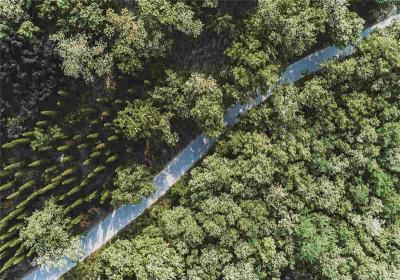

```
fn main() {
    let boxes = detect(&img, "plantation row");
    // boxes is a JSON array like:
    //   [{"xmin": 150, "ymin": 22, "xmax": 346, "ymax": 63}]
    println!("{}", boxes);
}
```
[
  {"xmin": 0, "ymin": 87, "xmax": 129, "ymax": 273},
  {"xmin": 1, "ymin": 0, "xmax": 397, "ymax": 278}
]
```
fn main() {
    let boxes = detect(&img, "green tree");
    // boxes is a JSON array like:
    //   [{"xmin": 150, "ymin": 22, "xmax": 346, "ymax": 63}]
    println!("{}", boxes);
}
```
[
  {"xmin": 184, "ymin": 73, "xmax": 225, "ymax": 138},
  {"xmin": 0, "ymin": 0, "xmax": 27, "ymax": 37},
  {"xmin": 105, "ymin": 8, "xmax": 148, "ymax": 75},
  {"xmin": 51, "ymin": 33, "xmax": 112, "ymax": 83},
  {"xmin": 112, "ymin": 165, "xmax": 155, "ymax": 206},
  {"xmin": 83, "ymin": 23, "xmax": 400, "ymax": 280},
  {"xmin": 36, "ymin": 0, "xmax": 108, "ymax": 35},
  {"xmin": 224, "ymin": 0, "xmax": 365, "ymax": 100},
  {"xmin": 137, "ymin": 0, "xmax": 203, "ymax": 37},
  {"xmin": 19, "ymin": 200, "xmax": 83, "ymax": 268},
  {"xmin": 113, "ymin": 100, "xmax": 177, "ymax": 145},
  {"xmin": 90, "ymin": 226, "xmax": 184, "ymax": 280},
  {"xmin": 322, "ymin": 0, "xmax": 365, "ymax": 47},
  {"xmin": 151, "ymin": 72, "xmax": 225, "ymax": 138}
]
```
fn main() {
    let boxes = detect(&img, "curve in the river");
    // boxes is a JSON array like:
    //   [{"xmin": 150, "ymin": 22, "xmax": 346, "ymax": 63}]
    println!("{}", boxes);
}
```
[{"xmin": 23, "ymin": 11, "xmax": 400, "ymax": 280}]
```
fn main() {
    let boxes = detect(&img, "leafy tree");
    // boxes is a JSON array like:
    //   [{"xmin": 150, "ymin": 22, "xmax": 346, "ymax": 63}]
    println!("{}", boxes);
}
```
[
  {"xmin": 111, "ymin": 165, "xmax": 155, "ymax": 206},
  {"xmin": 90, "ymin": 226, "xmax": 184, "ymax": 280},
  {"xmin": 30, "ymin": 125, "xmax": 65, "ymax": 151},
  {"xmin": 0, "ymin": 0, "xmax": 25, "ymax": 23},
  {"xmin": 17, "ymin": 20, "xmax": 40, "ymax": 39},
  {"xmin": 224, "ymin": 0, "xmax": 327, "ymax": 99},
  {"xmin": 36, "ymin": 0, "xmax": 108, "ymax": 36},
  {"xmin": 51, "ymin": 33, "xmax": 112, "ymax": 83},
  {"xmin": 0, "ymin": 0, "xmax": 28, "ymax": 38},
  {"xmin": 105, "ymin": 8, "xmax": 148, "ymax": 75},
  {"xmin": 151, "ymin": 72, "xmax": 225, "ymax": 138},
  {"xmin": 160, "ymin": 207, "xmax": 204, "ymax": 248},
  {"xmin": 19, "ymin": 200, "xmax": 83, "ymax": 269},
  {"xmin": 137, "ymin": 0, "xmax": 203, "ymax": 37},
  {"xmin": 185, "ymin": 73, "xmax": 225, "ymax": 138},
  {"xmin": 82, "ymin": 23, "xmax": 400, "ymax": 280},
  {"xmin": 31, "ymin": 0, "xmax": 205, "ymax": 82},
  {"xmin": 30, "ymin": 127, "xmax": 51, "ymax": 152},
  {"xmin": 297, "ymin": 215, "xmax": 337, "ymax": 263},
  {"xmin": 224, "ymin": 0, "xmax": 364, "ymax": 100},
  {"xmin": 207, "ymin": 13, "xmax": 233, "ymax": 34},
  {"xmin": 322, "ymin": 0, "xmax": 365, "ymax": 47},
  {"xmin": 113, "ymin": 100, "xmax": 178, "ymax": 146}
]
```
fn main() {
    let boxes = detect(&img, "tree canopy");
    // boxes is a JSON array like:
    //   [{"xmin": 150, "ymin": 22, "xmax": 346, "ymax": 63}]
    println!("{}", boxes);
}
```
[
  {"xmin": 77, "ymin": 22, "xmax": 400, "ymax": 280},
  {"xmin": 111, "ymin": 165, "xmax": 155, "ymax": 206},
  {"xmin": 20, "ymin": 200, "xmax": 83, "ymax": 269},
  {"xmin": 1, "ymin": 0, "xmax": 399, "ymax": 278}
]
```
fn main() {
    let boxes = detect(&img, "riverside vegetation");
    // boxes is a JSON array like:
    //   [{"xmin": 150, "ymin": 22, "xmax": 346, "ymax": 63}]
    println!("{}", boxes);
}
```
[{"xmin": 0, "ymin": 0, "xmax": 399, "ymax": 279}]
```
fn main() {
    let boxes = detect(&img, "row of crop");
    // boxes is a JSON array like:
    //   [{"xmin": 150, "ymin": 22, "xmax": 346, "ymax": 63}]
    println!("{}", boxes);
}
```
[{"xmin": 0, "ymin": 88, "xmax": 130, "ymax": 273}]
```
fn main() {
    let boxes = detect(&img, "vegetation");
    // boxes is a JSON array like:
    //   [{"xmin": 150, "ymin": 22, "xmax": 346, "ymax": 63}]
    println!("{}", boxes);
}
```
[
  {"xmin": 112, "ymin": 165, "xmax": 155, "ymax": 206},
  {"xmin": 67, "ymin": 22, "xmax": 400, "ymax": 280},
  {"xmin": 0, "ymin": 0, "xmax": 399, "ymax": 279},
  {"xmin": 150, "ymin": 71, "xmax": 225, "ymax": 138},
  {"xmin": 20, "ymin": 200, "xmax": 83, "ymax": 269}
]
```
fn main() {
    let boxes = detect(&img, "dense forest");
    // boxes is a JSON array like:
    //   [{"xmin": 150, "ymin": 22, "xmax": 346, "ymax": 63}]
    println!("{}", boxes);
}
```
[{"xmin": 0, "ymin": 0, "xmax": 399, "ymax": 279}]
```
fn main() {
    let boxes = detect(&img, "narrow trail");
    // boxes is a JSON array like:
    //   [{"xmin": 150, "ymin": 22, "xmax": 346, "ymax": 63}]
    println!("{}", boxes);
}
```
[{"xmin": 23, "ymin": 11, "xmax": 400, "ymax": 280}]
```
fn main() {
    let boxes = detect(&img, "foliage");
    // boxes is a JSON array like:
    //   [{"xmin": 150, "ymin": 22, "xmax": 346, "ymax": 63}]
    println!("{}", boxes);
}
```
[
  {"xmin": 30, "ymin": 126, "xmax": 65, "ymax": 151},
  {"xmin": 0, "ymin": 0, "xmax": 395, "ymax": 277},
  {"xmin": 0, "ymin": 0, "xmax": 28, "ymax": 38},
  {"xmin": 112, "ymin": 165, "xmax": 155, "ymax": 206},
  {"xmin": 19, "ymin": 200, "xmax": 83, "ymax": 269},
  {"xmin": 184, "ymin": 73, "xmax": 225, "ymax": 138},
  {"xmin": 323, "ymin": 0, "xmax": 365, "ymax": 47},
  {"xmin": 151, "ymin": 71, "xmax": 225, "ymax": 138},
  {"xmin": 36, "ymin": 0, "xmax": 109, "ymax": 36},
  {"xmin": 224, "ymin": 0, "xmax": 365, "ymax": 101},
  {"xmin": 51, "ymin": 33, "xmax": 112, "ymax": 83},
  {"xmin": 80, "ymin": 23, "xmax": 400, "ymax": 280},
  {"xmin": 137, "ymin": 0, "xmax": 203, "ymax": 37},
  {"xmin": 23, "ymin": 0, "xmax": 205, "ymax": 81},
  {"xmin": 224, "ymin": 0, "xmax": 326, "ymax": 99},
  {"xmin": 113, "ymin": 100, "xmax": 177, "ymax": 146},
  {"xmin": 90, "ymin": 226, "xmax": 184, "ymax": 280},
  {"xmin": 17, "ymin": 20, "xmax": 40, "ymax": 39},
  {"xmin": 0, "ymin": 0, "xmax": 26, "ymax": 22},
  {"xmin": 105, "ymin": 8, "xmax": 148, "ymax": 75}
]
